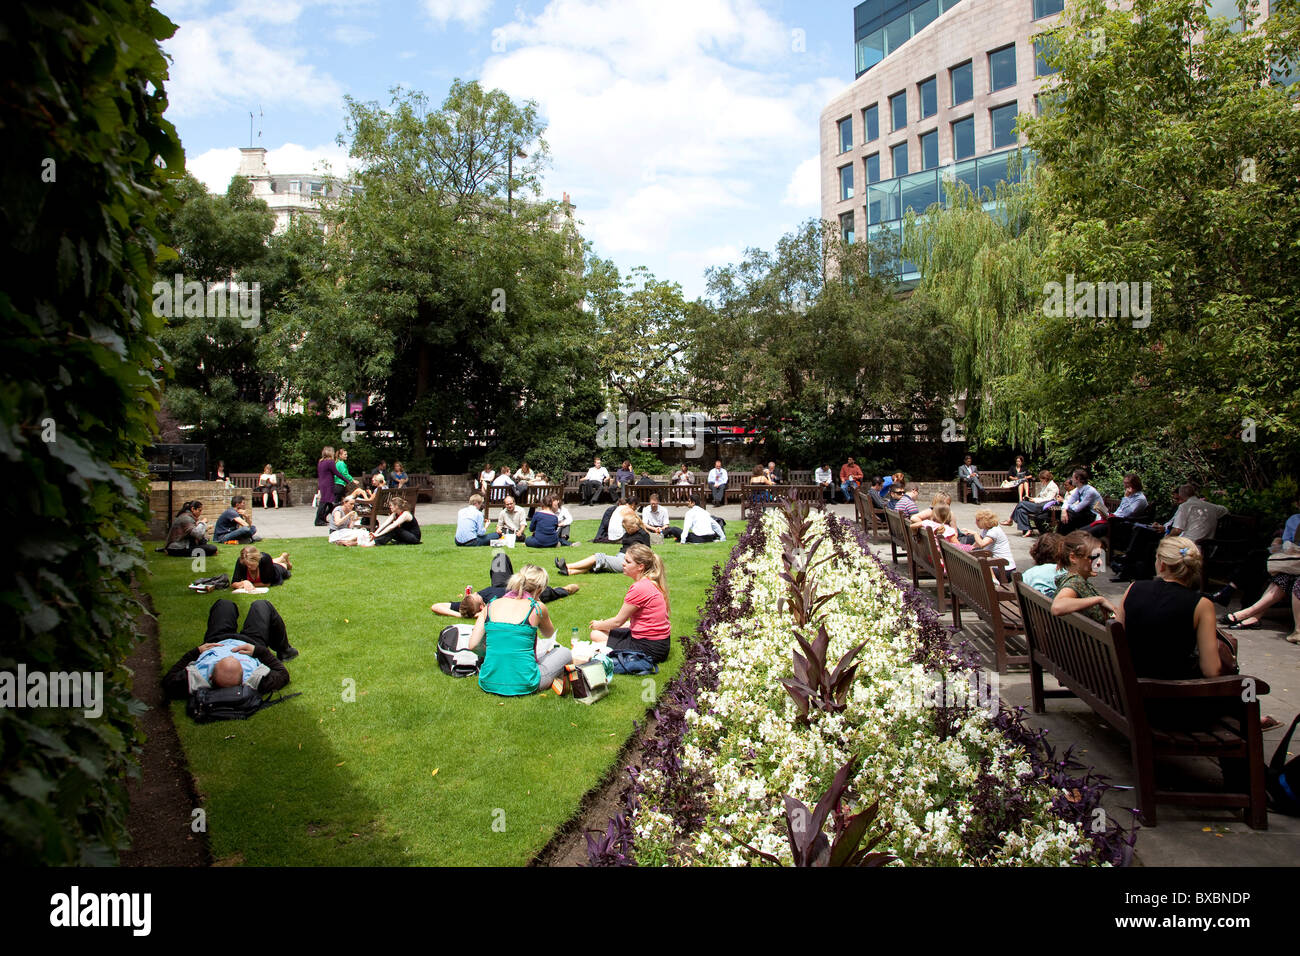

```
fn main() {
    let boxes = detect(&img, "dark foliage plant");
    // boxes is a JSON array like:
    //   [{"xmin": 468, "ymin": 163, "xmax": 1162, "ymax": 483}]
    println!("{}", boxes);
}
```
[
  {"xmin": 777, "ymin": 624, "xmax": 867, "ymax": 724},
  {"xmin": 0, "ymin": 0, "xmax": 183, "ymax": 863},
  {"xmin": 736, "ymin": 757, "xmax": 894, "ymax": 868}
]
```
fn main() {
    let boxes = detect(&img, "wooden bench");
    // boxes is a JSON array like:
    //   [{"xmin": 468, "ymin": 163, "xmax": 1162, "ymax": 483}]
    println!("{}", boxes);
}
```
[
  {"xmin": 362, "ymin": 487, "xmax": 417, "ymax": 533},
  {"xmin": 1015, "ymin": 582, "xmax": 1271, "ymax": 829},
  {"xmin": 856, "ymin": 491, "xmax": 889, "ymax": 541},
  {"xmin": 907, "ymin": 524, "xmax": 949, "ymax": 613},
  {"xmin": 787, "ymin": 469, "xmax": 813, "ymax": 485},
  {"xmin": 229, "ymin": 472, "xmax": 292, "ymax": 507},
  {"xmin": 956, "ymin": 469, "xmax": 1033, "ymax": 505},
  {"xmin": 939, "ymin": 539, "xmax": 1025, "ymax": 674},
  {"xmin": 739, "ymin": 485, "xmax": 826, "ymax": 519},
  {"xmin": 883, "ymin": 507, "xmax": 911, "ymax": 566},
  {"xmin": 400, "ymin": 473, "xmax": 436, "ymax": 503}
]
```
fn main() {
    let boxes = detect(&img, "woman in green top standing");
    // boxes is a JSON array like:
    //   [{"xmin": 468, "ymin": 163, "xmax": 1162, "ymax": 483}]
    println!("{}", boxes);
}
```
[
  {"xmin": 469, "ymin": 564, "xmax": 573, "ymax": 696},
  {"xmin": 334, "ymin": 447, "xmax": 355, "ymax": 500},
  {"xmin": 1051, "ymin": 531, "xmax": 1115, "ymax": 624}
]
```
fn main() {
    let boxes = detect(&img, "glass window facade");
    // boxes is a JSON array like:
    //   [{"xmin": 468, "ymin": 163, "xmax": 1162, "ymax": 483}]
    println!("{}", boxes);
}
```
[
  {"xmin": 952, "ymin": 116, "xmax": 975, "ymax": 160},
  {"xmin": 840, "ymin": 211, "xmax": 856, "ymax": 244},
  {"xmin": 1034, "ymin": 35, "xmax": 1059, "ymax": 76},
  {"xmin": 838, "ymin": 116, "xmax": 854, "ymax": 153},
  {"xmin": 863, "ymin": 104, "xmax": 880, "ymax": 142},
  {"xmin": 989, "ymin": 44, "xmax": 1017, "ymax": 92},
  {"xmin": 866, "ymin": 152, "xmax": 881, "ymax": 183},
  {"xmin": 891, "ymin": 91, "xmax": 907, "ymax": 131},
  {"xmin": 990, "ymin": 102, "xmax": 1019, "ymax": 149},
  {"xmin": 854, "ymin": 0, "xmax": 968, "ymax": 77},
  {"xmin": 839, "ymin": 163, "xmax": 855, "ymax": 201},
  {"xmin": 919, "ymin": 76, "xmax": 937, "ymax": 118},
  {"xmin": 892, "ymin": 141, "xmax": 909, "ymax": 177},
  {"xmin": 920, "ymin": 130, "xmax": 938, "ymax": 170},
  {"xmin": 1205, "ymin": 0, "xmax": 1246, "ymax": 30},
  {"xmin": 951, "ymin": 61, "xmax": 973, "ymax": 105},
  {"xmin": 1033, "ymin": 0, "xmax": 1063, "ymax": 18}
]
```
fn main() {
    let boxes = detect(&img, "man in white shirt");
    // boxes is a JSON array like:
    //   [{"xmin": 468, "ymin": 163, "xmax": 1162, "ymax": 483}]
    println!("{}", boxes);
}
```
[
  {"xmin": 1168, "ymin": 486, "xmax": 1228, "ymax": 542},
  {"xmin": 580, "ymin": 457, "xmax": 612, "ymax": 506},
  {"xmin": 550, "ymin": 495, "xmax": 576, "ymax": 546},
  {"xmin": 706, "ymin": 460, "xmax": 728, "ymax": 506},
  {"xmin": 680, "ymin": 494, "xmax": 726, "ymax": 543},
  {"xmin": 496, "ymin": 496, "xmax": 526, "ymax": 537},
  {"xmin": 814, "ymin": 464, "xmax": 834, "ymax": 502},
  {"xmin": 641, "ymin": 492, "xmax": 681, "ymax": 540}
]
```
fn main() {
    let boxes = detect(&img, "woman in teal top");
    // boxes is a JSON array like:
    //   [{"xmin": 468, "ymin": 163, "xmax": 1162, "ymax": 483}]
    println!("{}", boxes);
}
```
[{"xmin": 469, "ymin": 564, "xmax": 573, "ymax": 696}]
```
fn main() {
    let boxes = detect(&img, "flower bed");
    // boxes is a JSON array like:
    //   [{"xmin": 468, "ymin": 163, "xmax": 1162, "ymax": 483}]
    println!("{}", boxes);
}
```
[{"xmin": 595, "ymin": 505, "xmax": 1135, "ymax": 866}]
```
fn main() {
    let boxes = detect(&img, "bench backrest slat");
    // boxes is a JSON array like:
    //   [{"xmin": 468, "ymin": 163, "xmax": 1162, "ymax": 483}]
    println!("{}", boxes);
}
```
[{"xmin": 1015, "ymin": 582, "xmax": 1139, "ymax": 735}]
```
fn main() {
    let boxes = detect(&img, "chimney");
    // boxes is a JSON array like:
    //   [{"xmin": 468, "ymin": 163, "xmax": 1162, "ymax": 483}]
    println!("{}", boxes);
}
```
[{"xmin": 238, "ymin": 147, "xmax": 269, "ymax": 178}]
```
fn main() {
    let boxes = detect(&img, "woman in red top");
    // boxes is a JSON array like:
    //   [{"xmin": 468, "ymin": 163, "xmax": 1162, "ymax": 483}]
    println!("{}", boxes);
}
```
[
  {"xmin": 588, "ymin": 543, "xmax": 671, "ymax": 662},
  {"xmin": 231, "ymin": 545, "xmax": 292, "ymax": 591}
]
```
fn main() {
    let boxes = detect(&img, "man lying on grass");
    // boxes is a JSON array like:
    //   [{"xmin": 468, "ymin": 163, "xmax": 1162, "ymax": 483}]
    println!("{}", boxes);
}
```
[{"xmin": 162, "ymin": 599, "xmax": 297, "ymax": 700}]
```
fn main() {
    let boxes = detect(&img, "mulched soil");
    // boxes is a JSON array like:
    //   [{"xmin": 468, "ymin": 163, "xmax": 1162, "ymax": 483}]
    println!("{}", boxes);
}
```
[{"xmin": 120, "ymin": 591, "xmax": 210, "ymax": 867}]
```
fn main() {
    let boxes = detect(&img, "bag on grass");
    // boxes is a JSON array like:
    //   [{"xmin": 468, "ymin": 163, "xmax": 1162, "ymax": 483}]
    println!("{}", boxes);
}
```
[
  {"xmin": 188, "ymin": 573, "xmax": 230, "ymax": 592},
  {"xmin": 608, "ymin": 649, "xmax": 658, "ymax": 675},
  {"xmin": 569, "ymin": 660, "xmax": 609, "ymax": 705},
  {"xmin": 1267, "ymin": 713, "xmax": 1300, "ymax": 816},
  {"xmin": 437, "ymin": 623, "xmax": 482, "ymax": 678},
  {"xmin": 187, "ymin": 684, "xmax": 300, "ymax": 722}
]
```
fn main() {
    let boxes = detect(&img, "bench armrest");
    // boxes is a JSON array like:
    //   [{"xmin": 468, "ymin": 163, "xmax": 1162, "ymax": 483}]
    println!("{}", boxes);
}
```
[{"xmin": 1137, "ymin": 674, "xmax": 1271, "ymax": 699}]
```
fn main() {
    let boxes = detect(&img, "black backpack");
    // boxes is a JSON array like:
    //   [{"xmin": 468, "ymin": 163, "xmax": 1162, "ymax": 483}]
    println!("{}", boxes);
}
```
[
  {"xmin": 1267, "ymin": 713, "xmax": 1300, "ymax": 816},
  {"xmin": 437, "ymin": 624, "xmax": 482, "ymax": 677},
  {"xmin": 186, "ymin": 684, "xmax": 300, "ymax": 722}
]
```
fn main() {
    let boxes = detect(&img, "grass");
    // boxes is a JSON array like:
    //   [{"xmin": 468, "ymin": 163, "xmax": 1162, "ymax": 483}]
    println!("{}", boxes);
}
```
[{"xmin": 141, "ymin": 520, "xmax": 731, "ymax": 866}]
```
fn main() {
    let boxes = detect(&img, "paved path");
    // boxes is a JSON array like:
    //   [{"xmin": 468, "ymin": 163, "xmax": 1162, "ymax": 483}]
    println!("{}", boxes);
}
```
[{"xmin": 243, "ymin": 496, "xmax": 1299, "ymax": 864}]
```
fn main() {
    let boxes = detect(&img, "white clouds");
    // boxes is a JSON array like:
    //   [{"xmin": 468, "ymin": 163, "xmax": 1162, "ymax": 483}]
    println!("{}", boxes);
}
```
[
  {"xmin": 423, "ymin": 0, "xmax": 492, "ymax": 28},
  {"xmin": 186, "ymin": 142, "xmax": 354, "ymax": 192},
  {"xmin": 161, "ymin": 3, "xmax": 344, "ymax": 117},
  {"xmin": 480, "ymin": 0, "xmax": 833, "ymax": 284},
  {"xmin": 782, "ymin": 154, "xmax": 820, "ymax": 208}
]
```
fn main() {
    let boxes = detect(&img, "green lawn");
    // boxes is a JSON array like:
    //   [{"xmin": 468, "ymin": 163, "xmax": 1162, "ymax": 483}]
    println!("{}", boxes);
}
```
[{"xmin": 142, "ymin": 521, "xmax": 730, "ymax": 865}]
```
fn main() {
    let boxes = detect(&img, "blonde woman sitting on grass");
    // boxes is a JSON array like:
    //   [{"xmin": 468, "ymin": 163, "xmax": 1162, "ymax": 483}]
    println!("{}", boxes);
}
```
[
  {"xmin": 467, "ymin": 564, "xmax": 573, "ymax": 697},
  {"xmin": 587, "ymin": 544, "xmax": 672, "ymax": 664}
]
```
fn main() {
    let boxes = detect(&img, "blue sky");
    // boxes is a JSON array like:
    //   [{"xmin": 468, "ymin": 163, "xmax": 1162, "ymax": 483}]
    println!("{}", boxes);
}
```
[{"xmin": 158, "ymin": 0, "xmax": 857, "ymax": 298}]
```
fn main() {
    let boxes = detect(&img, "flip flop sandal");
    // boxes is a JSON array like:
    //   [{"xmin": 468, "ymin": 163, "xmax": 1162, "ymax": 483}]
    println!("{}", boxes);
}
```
[
  {"xmin": 1224, "ymin": 616, "xmax": 1260, "ymax": 629},
  {"xmin": 1261, "ymin": 715, "xmax": 1282, "ymax": 731}
]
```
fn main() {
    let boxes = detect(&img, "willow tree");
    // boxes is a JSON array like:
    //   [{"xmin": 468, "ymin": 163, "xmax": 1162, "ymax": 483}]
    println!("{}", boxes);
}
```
[{"xmin": 902, "ymin": 173, "xmax": 1050, "ymax": 453}]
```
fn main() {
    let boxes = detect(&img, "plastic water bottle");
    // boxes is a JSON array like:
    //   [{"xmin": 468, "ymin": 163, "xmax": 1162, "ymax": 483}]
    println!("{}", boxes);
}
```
[{"xmin": 571, "ymin": 626, "xmax": 579, "ymax": 645}]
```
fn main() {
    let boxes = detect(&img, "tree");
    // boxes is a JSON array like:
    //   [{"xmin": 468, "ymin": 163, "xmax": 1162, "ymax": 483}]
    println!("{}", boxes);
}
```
[
  {"xmin": 691, "ymin": 220, "xmax": 952, "ymax": 465},
  {"xmin": 903, "ymin": 173, "xmax": 1050, "ymax": 453},
  {"xmin": 269, "ymin": 83, "xmax": 594, "ymax": 468},
  {"xmin": 585, "ymin": 259, "xmax": 702, "ymax": 414},
  {"xmin": 156, "ymin": 173, "xmax": 277, "ymax": 462},
  {"xmin": 1019, "ymin": 0, "xmax": 1300, "ymax": 484}
]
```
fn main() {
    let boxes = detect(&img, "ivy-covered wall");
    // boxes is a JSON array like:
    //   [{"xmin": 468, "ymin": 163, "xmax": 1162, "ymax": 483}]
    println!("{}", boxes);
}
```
[{"xmin": 0, "ymin": 0, "xmax": 183, "ymax": 863}]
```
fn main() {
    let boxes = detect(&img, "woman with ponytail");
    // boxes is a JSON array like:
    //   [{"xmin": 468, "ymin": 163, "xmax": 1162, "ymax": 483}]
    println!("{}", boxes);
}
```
[
  {"xmin": 1113, "ymin": 537, "xmax": 1223, "ymax": 680},
  {"xmin": 588, "ymin": 543, "xmax": 672, "ymax": 662}
]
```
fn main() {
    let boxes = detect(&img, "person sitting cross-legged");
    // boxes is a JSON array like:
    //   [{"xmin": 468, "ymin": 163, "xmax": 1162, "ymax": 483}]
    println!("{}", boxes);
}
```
[
  {"xmin": 328, "ymin": 498, "xmax": 373, "ymax": 547},
  {"xmin": 679, "ymin": 493, "xmax": 726, "ymax": 543},
  {"xmin": 496, "ymin": 496, "xmax": 526, "ymax": 540},
  {"xmin": 586, "ymin": 544, "xmax": 672, "ymax": 664},
  {"xmin": 213, "ymin": 495, "xmax": 258, "ymax": 544},
  {"xmin": 640, "ymin": 492, "xmax": 681, "ymax": 541},
  {"xmin": 467, "ymin": 565, "xmax": 573, "ymax": 697},
  {"xmin": 161, "ymin": 598, "xmax": 297, "ymax": 701},
  {"xmin": 554, "ymin": 514, "xmax": 651, "ymax": 576},
  {"xmin": 525, "ymin": 499, "xmax": 562, "ymax": 548},
  {"xmin": 1008, "ymin": 470, "xmax": 1060, "ymax": 536},
  {"xmin": 455, "ymin": 494, "xmax": 501, "ymax": 546},
  {"xmin": 957, "ymin": 454, "xmax": 985, "ymax": 504},
  {"xmin": 373, "ymin": 495, "xmax": 421, "ymax": 545}
]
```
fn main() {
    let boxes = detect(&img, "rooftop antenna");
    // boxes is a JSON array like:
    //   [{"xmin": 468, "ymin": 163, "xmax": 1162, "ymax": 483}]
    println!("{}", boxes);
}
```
[
  {"xmin": 249, "ymin": 111, "xmax": 254, "ymax": 147},
  {"xmin": 258, "ymin": 105, "xmax": 263, "ymax": 142}
]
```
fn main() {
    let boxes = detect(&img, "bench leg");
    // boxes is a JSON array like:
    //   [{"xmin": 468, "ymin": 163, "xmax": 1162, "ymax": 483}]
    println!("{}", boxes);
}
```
[
  {"xmin": 1029, "ymin": 658, "xmax": 1046, "ymax": 713},
  {"xmin": 994, "ymin": 624, "xmax": 1007, "ymax": 675},
  {"xmin": 1245, "ymin": 704, "xmax": 1269, "ymax": 830},
  {"xmin": 1132, "ymin": 737, "xmax": 1157, "ymax": 827},
  {"xmin": 950, "ymin": 593, "xmax": 962, "ymax": 631}
]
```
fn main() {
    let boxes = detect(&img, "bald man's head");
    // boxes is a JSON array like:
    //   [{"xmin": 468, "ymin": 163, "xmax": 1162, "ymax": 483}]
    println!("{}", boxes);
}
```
[{"xmin": 212, "ymin": 656, "xmax": 244, "ymax": 688}]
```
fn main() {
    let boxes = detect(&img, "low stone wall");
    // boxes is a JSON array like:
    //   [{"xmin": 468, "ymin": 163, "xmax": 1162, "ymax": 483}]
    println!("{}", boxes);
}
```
[{"xmin": 148, "ymin": 481, "xmax": 234, "ymax": 540}]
